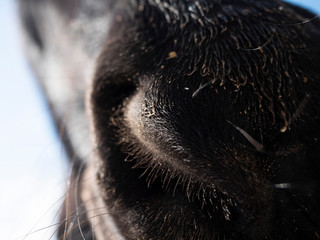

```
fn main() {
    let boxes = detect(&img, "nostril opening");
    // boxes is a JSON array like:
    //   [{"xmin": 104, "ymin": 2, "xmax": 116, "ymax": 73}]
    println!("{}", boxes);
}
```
[{"xmin": 91, "ymin": 78, "xmax": 137, "ymax": 113}]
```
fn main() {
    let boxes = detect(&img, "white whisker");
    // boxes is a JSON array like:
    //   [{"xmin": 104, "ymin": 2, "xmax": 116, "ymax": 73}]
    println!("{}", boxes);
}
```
[
  {"xmin": 75, "ymin": 162, "xmax": 87, "ymax": 240},
  {"xmin": 274, "ymin": 183, "xmax": 293, "ymax": 189},
  {"xmin": 227, "ymin": 121, "xmax": 265, "ymax": 152}
]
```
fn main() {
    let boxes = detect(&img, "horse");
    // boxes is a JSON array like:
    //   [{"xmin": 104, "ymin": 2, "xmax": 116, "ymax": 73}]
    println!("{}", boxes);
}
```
[{"xmin": 19, "ymin": 0, "xmax": 320, "ymax": 239}]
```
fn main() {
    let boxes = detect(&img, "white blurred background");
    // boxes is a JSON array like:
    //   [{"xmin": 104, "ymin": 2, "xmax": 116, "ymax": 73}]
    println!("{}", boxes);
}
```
[
  {"xmin": 0, "ymin": 0, "xmax": 319, "ymax": 239},
  {"xmin": 0, "ymin": 1, "xmax": 68, "ymax": 239}
]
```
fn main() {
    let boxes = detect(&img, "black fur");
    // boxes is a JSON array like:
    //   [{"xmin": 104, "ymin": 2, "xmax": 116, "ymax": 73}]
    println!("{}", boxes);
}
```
[{"xmin": 20, "ymin": 0, "xmax": 320, "ymax": 239}]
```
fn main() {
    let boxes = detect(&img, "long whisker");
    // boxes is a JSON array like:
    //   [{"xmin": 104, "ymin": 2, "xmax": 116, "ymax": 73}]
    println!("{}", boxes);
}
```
[
  {"xmin": 227, "ymin": 120, "xmax": 265, "ymax": 152},
  {"xmin": 75, "ymin": 161, "xmax": 88, "ymax": 240},
  {"xmin": 240, "ymin": 31, "xmax": 276, "ymax": 51},
  {"xmin": 21, "ymin": 193, "xmax": 65, "ymax": 240}
]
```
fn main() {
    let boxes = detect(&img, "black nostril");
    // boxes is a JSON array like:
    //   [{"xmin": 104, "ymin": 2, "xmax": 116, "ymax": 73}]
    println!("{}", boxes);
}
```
[{"xmin": 91, "ymin": 77, "xmax": 137, "ymax": 114}]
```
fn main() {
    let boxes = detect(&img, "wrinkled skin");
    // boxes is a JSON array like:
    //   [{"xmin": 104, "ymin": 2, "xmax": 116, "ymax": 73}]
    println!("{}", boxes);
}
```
[{"xmin": 20, "ymin": 0, "xmax": 320, "ymax": 239}]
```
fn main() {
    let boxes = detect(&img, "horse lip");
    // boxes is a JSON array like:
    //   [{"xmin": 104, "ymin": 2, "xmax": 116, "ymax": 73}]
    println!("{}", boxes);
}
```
[{"xmin": 81, "ymin": 161, "xmax": 125, "ymax": 240}]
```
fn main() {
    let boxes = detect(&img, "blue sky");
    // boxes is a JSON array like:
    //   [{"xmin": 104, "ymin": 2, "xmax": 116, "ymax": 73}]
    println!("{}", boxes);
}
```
[
  {"xmin": 285, "ymin": 0, "xmax": 320, "ymax": 12},
  {"xmin": 0, "ymin": 0, "xmax": 319, "ymax": 239}
]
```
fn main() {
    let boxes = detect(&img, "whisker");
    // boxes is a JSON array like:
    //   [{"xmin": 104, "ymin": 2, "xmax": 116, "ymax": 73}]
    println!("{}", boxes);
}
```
[
  {"xmin": 74, "ymin": 161, "xmax": 88, "ymax": 240},
  {"xmin": 227, "ymin": 120, "xmax": 265, "ymax": 152},
  {"xmin": 288, "ymin": 94, "xmax": 310, "ymax": 126},
  {"xmin": 240, "ymin": 31, "xmax": 276, "ymax": 51},
  {"xmin": 16, "ymin": 204, "xmax": 112, "ymax": 240},
  {"xmin": 15, "ymin": 223, "xmax": 62, "ymax": 240},
  {"xmin": 262, "ymin": 14, "xmax": 320, "ymax": 27},
  {"xmin": 280, "ymin": 14, "xmax": 320, "ymax": 27},
  {"xmin": 274, "ymin": 183, "xmax": 293, "ymax": 189},
  {"xmin": 192, "ymin": 78, "xmax": 217, "ymax": 98},
  {"xmin": 22, "ymin": 193, "xmax": 66, "ymax": 240}
]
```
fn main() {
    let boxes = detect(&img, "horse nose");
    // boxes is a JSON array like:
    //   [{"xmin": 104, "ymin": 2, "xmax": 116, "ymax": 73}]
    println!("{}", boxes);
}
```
[{"xmin": 124, "ymin": 76, "xmax": 270, "ymax": 197}]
